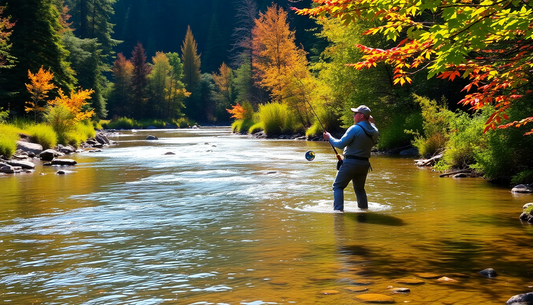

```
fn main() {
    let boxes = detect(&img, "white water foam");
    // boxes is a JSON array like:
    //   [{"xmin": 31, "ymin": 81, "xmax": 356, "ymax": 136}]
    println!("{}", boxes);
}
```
[{"xmin": 289, "ymin": 199, "xmax": 392, "ymax": 213}]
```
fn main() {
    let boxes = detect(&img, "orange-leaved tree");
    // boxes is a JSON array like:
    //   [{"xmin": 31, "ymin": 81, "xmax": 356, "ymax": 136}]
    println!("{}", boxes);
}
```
[
  {"xmin": 25, "ymin": 66, "xmax": 56, "ymax": 121},
  {"xmin": 252, "ymin": 3, "xmax": 313, "ymax": 126},
  {"xmin": 294, "ymin": 0, "xmax": 533, "ymax": 135},
  {"xmin": 212, "ymin": 62, "xmax": 234, "ymax": 107}
]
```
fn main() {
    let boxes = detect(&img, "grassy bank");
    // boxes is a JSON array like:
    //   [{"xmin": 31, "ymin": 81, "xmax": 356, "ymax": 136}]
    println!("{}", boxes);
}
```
[{"xmin": 0, "ymin": 121, "xmax": 96, "ymax": 159}]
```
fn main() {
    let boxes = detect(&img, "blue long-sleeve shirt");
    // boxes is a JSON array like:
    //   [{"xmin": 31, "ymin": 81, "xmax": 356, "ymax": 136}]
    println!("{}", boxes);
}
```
[{"xmin": 328, "ymin": 121, "xmax": 379, "ymax": 158}]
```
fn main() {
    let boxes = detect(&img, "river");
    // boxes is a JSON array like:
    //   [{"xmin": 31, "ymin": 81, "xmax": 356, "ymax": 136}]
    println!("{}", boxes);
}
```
[{"xmin": 1, "ymin": 127, "xmax": 532, "ymax": 304}]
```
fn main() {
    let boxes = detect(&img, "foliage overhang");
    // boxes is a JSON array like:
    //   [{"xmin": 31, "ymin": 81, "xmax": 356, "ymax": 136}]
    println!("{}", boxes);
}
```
[{"xmin": 293, "ymin": 0, "xmax": 533, "ymax": 135}]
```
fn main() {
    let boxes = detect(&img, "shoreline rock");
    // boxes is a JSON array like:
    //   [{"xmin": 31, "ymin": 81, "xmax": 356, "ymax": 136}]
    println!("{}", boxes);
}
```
[{"xmin": 1, "ymin": 131, "xmax": 116, "ymax": 176}]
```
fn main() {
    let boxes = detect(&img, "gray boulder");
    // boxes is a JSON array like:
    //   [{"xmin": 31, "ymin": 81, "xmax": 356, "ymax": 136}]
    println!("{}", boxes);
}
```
[
  {"xmin": 17, "ymin": 141, "xmax": 43, "ymax": 155},
  {"xmin": 507, "ymin": 292, "xmax": 533, "ymax": 305},
  {"xmin": 0, "ymin": 163, "xmax": 22, "ymax": 173},
  {"xmin": 6, "ymin": 160, "xmax": 35, "ymax": 169},
  {"xmin": 40, "ymin": 149, "xmax": 64, "ymax": 161},
  {"xmin": 399, "ymin": 147, "xmax": 419, "ymax": 156},
  {"xmin": 95, "ymin": 133, "xmax": 110, "ymax": 145},
  {"xmin": 512, "ymin": 184, "xmax": 533, "ymax": 193},
  {"xmin": 146, "ymin": 135, "xmax": 158, "ymax": 140}
]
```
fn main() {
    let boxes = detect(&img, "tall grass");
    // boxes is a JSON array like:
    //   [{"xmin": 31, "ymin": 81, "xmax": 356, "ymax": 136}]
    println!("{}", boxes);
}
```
[
  {"xmin": 0, "ymin": 124, "xmax": 22, "ymax": 158},
  {"xmin": 258, "ymin": 102, "xmax": 289, "ymax": 136},
  {"xmin": 25, "ymin": 124, "xmax": 57, "ymax": 149}
]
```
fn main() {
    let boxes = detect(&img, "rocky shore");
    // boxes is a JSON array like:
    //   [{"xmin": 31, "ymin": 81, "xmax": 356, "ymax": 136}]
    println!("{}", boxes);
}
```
[{"xmin": 0, "ymin": 130, "xmax": 117, "ymax": 175}]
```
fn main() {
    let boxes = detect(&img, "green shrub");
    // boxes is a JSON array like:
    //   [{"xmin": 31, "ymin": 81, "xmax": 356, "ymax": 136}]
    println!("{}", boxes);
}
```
[
  {"xmin": 231, "ymin": 119, "xmax": 254, "ymax": 134},
  {"xmin": 440, "ymin": 112, "xmax": 486, "ymax": 170},
  {"xmin": 138, "ymin": 119, "xmax": 167, "ymax": 128},
  {"xmin": 377, "ymin": 112, "xmax": 422, "ymax": 150},
  {"xmin": 59, "ymin": 122, "xmax": 95, "ymax": 147},
  {"xmin": 305, "ymin": 122, "xmax": 322, "ymax": 137},
  {"xmin": 174, "ymin": 117, "xmax": 191, "ymax": 128},
  {"xmin": 469, "ymin": 101, "xmax": 533, "ymax": 183},
  {"xmin": 26, "ymin": 124, "xmax": 57, "ymax": 149},
  {"xmin": 0, "ymin": 124, "xmax": 20, "ymax": 158},
  {"xmin": 45, "ymin": 103, "xmax": 76, "ymax": 139},
  {"xmin": 408, "ymin": 94, "xmax": 454, "ymax": 158},
  {"xmin": 258, "ymin": 102, "xmax": 289, "ymax": 136},
  {"xmin": 249, "ymin": 122, "xmax": 264, "ymax": 134},
  {"xmin": 103, "ymin": 117, "xmax": 139, "ymax": 129},
  {"xmin": 0, "ymin": 107, "xmax": 9, "ymax": 123}
]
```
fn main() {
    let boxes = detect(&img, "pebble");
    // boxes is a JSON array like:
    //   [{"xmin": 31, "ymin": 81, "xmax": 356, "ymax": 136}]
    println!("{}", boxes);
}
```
[{"xmin": 437, "ymin": 276, "xmax": 458, "ymax": 282}]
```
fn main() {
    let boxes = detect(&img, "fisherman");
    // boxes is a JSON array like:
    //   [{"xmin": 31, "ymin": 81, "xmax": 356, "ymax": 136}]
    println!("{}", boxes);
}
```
[{"xmin": 323, "ymin": 105, "xmax": 379, "ymax": 212}]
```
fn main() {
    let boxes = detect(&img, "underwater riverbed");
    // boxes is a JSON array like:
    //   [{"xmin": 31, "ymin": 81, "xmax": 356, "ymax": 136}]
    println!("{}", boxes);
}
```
[{"xmin": 1, "ymin": 127, "xmax": 532, "ymax": 304}]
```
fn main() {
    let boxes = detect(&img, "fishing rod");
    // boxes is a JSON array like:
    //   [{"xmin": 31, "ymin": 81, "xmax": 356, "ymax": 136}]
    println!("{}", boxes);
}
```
[{"xmin": 289, "ymin": 70, "xmax": 343, "ymax": 167}]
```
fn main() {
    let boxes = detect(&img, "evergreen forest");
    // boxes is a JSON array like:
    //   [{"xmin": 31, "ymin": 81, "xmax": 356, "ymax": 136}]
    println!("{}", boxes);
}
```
[{"xmin": 0, "ymin": 0, "xmax": 532, "ymax": 185}]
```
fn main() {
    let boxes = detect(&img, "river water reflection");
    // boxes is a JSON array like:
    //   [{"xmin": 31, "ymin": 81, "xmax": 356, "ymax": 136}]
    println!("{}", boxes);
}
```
[{"xmin": 1, "ymin": 127, "xmax": 532, "ymax": 304}]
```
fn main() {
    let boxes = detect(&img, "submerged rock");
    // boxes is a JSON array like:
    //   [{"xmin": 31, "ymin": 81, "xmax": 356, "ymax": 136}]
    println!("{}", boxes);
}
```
[
  {"xmin": 146, "ymin": 135, "xmax": 158, "ymax": 140},
  {"xmin": 355, "ymin": 294, "xmax": 395, "ymax": 303},
  {"xmin": 507, "ymin": 292, "xmax": 533, "ymax": 305},
  {"xmin": 479, "ymin": 268, "xmax": 498, "ymax": 278},
  {"xmin": 395, "ymin": 278, "xmax": 425, "ymax": 285},
  {"xmin": 415, "ymin": 272, "xmax": 441, "ymax": 279},
  {"xmin": 392, "ymin": 287, "xmax": 410, "ymax": 293},
  {"xmin": 345, "ymin": 286, "xmax": 369, "ymax": 292}
]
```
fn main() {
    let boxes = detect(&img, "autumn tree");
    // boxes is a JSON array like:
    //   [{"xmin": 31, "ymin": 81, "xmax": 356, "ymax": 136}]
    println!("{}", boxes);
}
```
[
  {"xmin": 252, "ymin": 4, "xmax": 313, "ymax": 126},
  {"xmin": 130, "ymin": 43, "xmax": 151, "ymax": 119},
  {"xmin": 46, "ymin": 88, "xmax": 95, "ymax": 144},
  {"xmin": 295, "ymin": 0, "xmax": 533, "ymax": 135},
  {"xmin": 212, "ymin": 62, "xmax": 236, "ymax": 112},
  {"xmin": 108, "ymin": 53, "xmax": 134, "ymax": 117},
  {"xmin": 148, "ymin": 52, "xmax": 172, "ymax": 118},
  {"xmin": 25, "ymin": 67, "xmax": 56, "ymax": 121}
]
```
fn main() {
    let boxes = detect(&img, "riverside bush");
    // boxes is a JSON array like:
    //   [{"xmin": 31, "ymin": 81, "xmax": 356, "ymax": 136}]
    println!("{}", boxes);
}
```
[
  {"xmin": 0, "ymin": 124, "xmax": 21, "ymax": 158},
  {"xmin": 377, "ymin": 112, "xmax": 422, "ymax": 150},
  {"xmin": 103, "ymin": 117, "xmax": 139, "ymax": 129},
  {"xmin": 408, "ymin": 95, "xmax": 454, "ymax": 158},
  {"xmin": 258, "ymin": 102, "xmax": 290, "ymax": 136},
  {"xmin": 26, "ymin": 124, "xmax": 57, "ymax": 149},
  {"xmin": 248, "ymin": 122, "xmax": 264, "ymax": 134}
]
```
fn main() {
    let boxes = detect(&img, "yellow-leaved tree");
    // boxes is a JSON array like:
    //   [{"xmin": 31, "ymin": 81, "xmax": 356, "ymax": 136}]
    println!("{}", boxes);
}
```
[
  {"xmin": 25, "ymin": 66, "xmax": 56, "ymax": 121},
  {"xmin": 46, "ymin": 88, "xmax": 95, "ymax": 144}
]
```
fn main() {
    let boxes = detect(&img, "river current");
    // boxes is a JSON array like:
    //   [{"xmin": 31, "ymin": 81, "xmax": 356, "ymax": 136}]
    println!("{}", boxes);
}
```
[{"xmin": 1, "ymin": 127, "xmax": 532, "ymax": 304}]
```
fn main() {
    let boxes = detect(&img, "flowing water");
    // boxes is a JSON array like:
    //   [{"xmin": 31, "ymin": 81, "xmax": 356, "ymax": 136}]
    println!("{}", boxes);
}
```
[{"xmin": 1, "ymin": 127, "xmax": 532, "ymax": 305}]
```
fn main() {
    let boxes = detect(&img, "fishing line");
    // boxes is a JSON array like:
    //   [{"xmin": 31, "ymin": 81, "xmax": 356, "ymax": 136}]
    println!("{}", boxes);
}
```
[{"xmin": 289, "ymin": 68, "xmax": 343, "ymax": 167}]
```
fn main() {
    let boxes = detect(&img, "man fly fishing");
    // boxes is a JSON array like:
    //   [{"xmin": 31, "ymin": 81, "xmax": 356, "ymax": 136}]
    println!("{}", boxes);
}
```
[{"xmin": 323, "ymin": 105, "xmax": 379, "ymax": 212}]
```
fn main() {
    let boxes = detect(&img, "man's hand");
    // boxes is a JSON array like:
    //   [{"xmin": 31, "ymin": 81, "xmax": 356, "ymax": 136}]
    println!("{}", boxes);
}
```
[{"xmin": 323, "ymin": 131, "xmax": 330, "ymax": 141}]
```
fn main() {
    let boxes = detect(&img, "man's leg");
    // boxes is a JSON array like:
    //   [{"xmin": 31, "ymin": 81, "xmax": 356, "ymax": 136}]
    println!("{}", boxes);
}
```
[
  {"xmin": 332, "ymin": 161, "xmax": 354, "ymax": 211},
  {"xmin": 352, "ymin": 161, "xmax": 370, "ymax": 209}
]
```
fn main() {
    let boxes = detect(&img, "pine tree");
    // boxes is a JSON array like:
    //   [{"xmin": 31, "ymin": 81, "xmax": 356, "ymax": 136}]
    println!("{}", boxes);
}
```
[
  {"xmin": 130, "ymin": 42, "xmax": 151, "ymax": 119},
  {"xmin": 181, "ymin": 25, "xmax": 201, "ymax": 92},
  {"xmin": 0, "ymin": 0, "xmax": 76, "ymax": 115}
]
